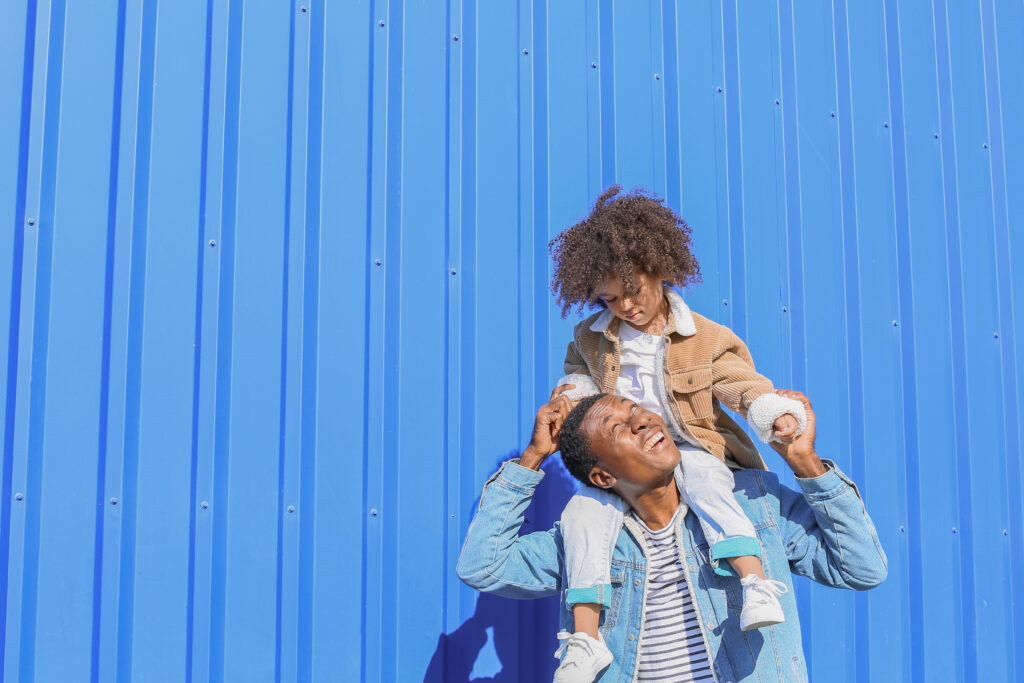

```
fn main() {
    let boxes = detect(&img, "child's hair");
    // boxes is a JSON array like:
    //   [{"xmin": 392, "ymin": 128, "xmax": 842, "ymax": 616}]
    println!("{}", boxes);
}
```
[
  {"xmin": 558, "ymin": 394, "xmax": 606, "ymax": 486},
  {"xmin": 548, "ymin": 185, "xmax": 702, "ymax": 318}
]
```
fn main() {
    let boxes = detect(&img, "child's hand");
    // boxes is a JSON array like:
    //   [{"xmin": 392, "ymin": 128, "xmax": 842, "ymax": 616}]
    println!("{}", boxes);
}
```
[{"xmin": 773, "ymin": 414, "xmax": 799, "ymax": 444}]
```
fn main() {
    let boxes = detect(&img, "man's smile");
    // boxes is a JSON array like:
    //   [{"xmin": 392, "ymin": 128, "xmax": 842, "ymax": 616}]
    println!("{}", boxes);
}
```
[{"xmin": 642, "ymin": 428, "xmax": 665, "ymax": 453}]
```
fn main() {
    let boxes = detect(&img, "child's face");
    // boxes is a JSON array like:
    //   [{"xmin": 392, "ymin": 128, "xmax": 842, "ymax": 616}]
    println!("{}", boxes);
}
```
[{"xmin": 594, "ymin": 270, "xmax": 665, "ymax": 329}]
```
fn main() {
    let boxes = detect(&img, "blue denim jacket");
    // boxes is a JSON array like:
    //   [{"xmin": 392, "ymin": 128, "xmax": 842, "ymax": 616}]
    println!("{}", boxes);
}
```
[{"xmin": 457, "ymin": 459, "xmax": 887, "ymax": 682}]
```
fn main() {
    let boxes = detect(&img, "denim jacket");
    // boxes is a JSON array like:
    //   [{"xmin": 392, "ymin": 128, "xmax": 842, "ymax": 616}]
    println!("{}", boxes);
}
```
[{"xmin": 456, "ymin": 459, "xmax": 887, "ymax": 682}]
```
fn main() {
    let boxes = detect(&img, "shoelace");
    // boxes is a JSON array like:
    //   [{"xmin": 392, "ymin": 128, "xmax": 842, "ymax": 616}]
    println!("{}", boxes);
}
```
[
  {"xmin": 553, "ymin": 631, "xmax": 596, "ymax": 666},
  {"xmin": 741, "ymin": 575, "xmax": 788, "ymax": 604}
]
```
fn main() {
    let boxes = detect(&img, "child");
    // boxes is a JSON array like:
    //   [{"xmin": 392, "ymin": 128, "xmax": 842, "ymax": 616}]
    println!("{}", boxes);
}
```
[{"xmin": 548, "ymin": 186, "xmax": 806, "ymax": 683}]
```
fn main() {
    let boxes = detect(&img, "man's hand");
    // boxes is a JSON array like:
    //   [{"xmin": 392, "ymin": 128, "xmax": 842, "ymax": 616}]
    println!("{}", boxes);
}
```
[
  {"xmin": 772, "ymin": 414, "xmax": 799, "ymax": 444},
  {"xmin": 768, "ymin": 390, "xmax": 827, "ymax": 478},
  {"xmin": 519, "ymin": 385, "xmax": 575, "ymax": 470}
]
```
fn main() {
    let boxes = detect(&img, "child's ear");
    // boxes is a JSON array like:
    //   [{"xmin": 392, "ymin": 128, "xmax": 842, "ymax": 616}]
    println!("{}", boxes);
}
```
[{"xmin": 589, "ymin": 467, "xmax": 616, "ymax": 489}]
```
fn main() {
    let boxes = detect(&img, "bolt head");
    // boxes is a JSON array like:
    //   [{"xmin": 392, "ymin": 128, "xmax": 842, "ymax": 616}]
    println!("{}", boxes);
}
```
[
  {"xmin": 721, "ymin": 299, "xmax": 728, "ymax": 306},
  {"xmin": 453, "ymin": 34, "xmax": 459, "ymax": 41},
  {"xmin": 201, "ymin": 501, "xmax": 209, "ymax": 509},
  {"xmin": 374, "ymin": 258, "xmax": 382, "ymax": 266},
  {"xmin": 781, "ymin": 306, "xmax": 788, "ymax": 313},
  {"xmin": 15, "ymin": 493, "xmax": 23, "ymax": 501},
  {"xmin": 774, "ymin": 99, "xmax": 780, "ymax": 105},
  {"xmin": 522, "ymin": 48, "xmax": 529, "ymax": 55},
  {"xmin": 110, "ymin": 497, "xmax": 118, "ymax": 506},
  {"xmin": 591, "ymin": 62, "xmax": 597, "ymax": 69},
  {"xmin": 300, "ymin": 5, "xmax": 307, "ymax": 12},
  {"xmin": 209, "ymin": 239, "xmax": 216, "ymax": 247},
  {"xmin": 287, "ymin": 505, "xmax": 295, "ymax": 514},
  {"xmin": 830, "ymin": 112, "xmax": 836, "ymax": 118},
  {"xmin": 379, "ymin": 19, "xmax": 385, "ymax": 27},
  {"xmin": 370, "ymin": 508, "xmax": 379, "ymax": 517},
  {"xmin": 654, "ymin": 73, "xmax": 660, "ymax": 80},
  {"xmin": 716, "ymin": 86, "xmax": 722, "ymax": 93},
  {"xmin": 450, "ymin": 268, "xmax": 457, "ymax": 275},
  {"xmin": 26, "ymin": 218, "xmax": 35, "ymax": 226}
]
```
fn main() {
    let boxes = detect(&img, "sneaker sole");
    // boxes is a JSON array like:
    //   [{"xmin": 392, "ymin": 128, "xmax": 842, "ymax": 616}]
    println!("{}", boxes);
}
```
[{"xmin": 741, "ymin": 618, "xmax": 783, "ymax": 632}]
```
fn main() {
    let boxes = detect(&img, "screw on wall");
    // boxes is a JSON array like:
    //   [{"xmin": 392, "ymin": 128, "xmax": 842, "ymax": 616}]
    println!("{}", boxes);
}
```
[
  {"xmin": 201, "ymin": 501, "xmax": 209, "ymax": 509},
  {"xmin": 883, "ymin": 122, "xmax": 889, "ymax": 128},
  {"xmin": 374, "ymin": 258, "xmax": 382, "ymax": 266},
  {"xmin": 994, "ymin": 332, "xmax": 999, "ymax": 338},
  {"xmin": 781, "ymin": 306, "xmax": 788, "ymax": 313},
  {"xmin": 522, "ymin": 48, "xmax": 529, "ymax": 55},
  {"xmin": 370, "ymin": 508, "xmax": 379, "ymax": 517},
  {"xmin": 209, "ymin": 239, "xmax": 216, "ymax": 248},
  {"xmin": 110, "ymin": 498, "xmax": 118, "ymax": 506},
  {"xmin": 892, "ymin": 320, "xmax": 899, "ymax": 327},
  {"xmin": 830, "ymin": 112, "xmax": 836, "ymax": 118},
  {"xmin": 654, "ymin": 73, "xmax": 660, "ymax": 80},
  {"xmin": 26, "ymin": 218, "xmax": 35, "ymax": 226},
  {"xmin": 591, "ymin": 62, "xmax": 597, "ymax": 69},
  {"xmin": 983, "ymin": 143, "xmax": 988, "ymax": 149},
  {"xmin": 774, "ymin": 99, "xmax": 780, "ymax": 106},
  {"xmin": 721, "ymin": 299, "xmax": 728, "ymax": 307},
  {"xmin": 716, "ymin": 86, "xmax": 722, "ymax": 93},
  {"xmin": 300, "ymin": 5, "xmax": 307, "ymax": 12},
  {"xmin": 15, "ymin": 493, "xmax": 23, "ymax": 501},
  {"xmin": 899, "ymin": 526, "xmax": 905, "ymax": 533},
  {"xmin": 450, "ymin": 267, "xmax": 457, "ymax": 275},
  {"xmin": 933, "ymin": 133, "xmax": 939, "ymax": 139},
  {"xmin": 287, "ymin": 505, "xmax": 295, "ymax": 514},
  {"xmin": 453, "ymin": 34, "xmax": 459, "ymax": 42},
  {"xmin": 378, "ymin": 19, "xmax": 385, "ymax": 27}
]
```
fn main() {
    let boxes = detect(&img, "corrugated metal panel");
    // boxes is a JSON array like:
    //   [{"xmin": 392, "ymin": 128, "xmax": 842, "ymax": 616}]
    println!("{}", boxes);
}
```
[{"xmin": 0, "ymin": 1, "xmax": 1021, "ymax": 681}]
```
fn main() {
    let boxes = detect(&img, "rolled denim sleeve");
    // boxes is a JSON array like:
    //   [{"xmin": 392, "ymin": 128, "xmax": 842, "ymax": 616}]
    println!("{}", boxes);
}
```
[
  {"xmin": 456, "ymin": 460, "xmax": 564, "ymax": 599},
  {"xmin": 779, "ymin": 460, "xmax": 888, "ymax": 590}
]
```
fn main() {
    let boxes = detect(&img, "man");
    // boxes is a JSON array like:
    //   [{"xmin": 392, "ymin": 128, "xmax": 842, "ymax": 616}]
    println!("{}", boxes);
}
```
[{"xmin": 457, "ymin": 387, "xmax": 886, "ymax": 682}]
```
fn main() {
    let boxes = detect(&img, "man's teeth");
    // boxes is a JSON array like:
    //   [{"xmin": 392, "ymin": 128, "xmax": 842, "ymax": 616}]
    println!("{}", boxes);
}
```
[{"xmin": 643, "ymin": 431, "xmax": 664, "ymax": 452}]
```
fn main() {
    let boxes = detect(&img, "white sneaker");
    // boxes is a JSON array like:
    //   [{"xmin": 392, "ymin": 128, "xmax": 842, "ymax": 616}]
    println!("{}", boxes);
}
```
[
  {"xmin": 552, "ymin": 631, "xmax": 614, "ymax": 682},
  {"xmin": 739, "ymin": 574, "xmax": 787, "ymax": 631}
]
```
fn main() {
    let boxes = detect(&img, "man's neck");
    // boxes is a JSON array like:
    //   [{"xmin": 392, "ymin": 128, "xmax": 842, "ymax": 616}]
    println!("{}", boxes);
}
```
[{"xmin": 622, "ymin": 477, "xmax": 679, "ymax": 530}]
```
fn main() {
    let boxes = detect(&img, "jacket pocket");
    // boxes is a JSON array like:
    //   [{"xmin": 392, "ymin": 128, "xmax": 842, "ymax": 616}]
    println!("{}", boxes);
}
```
[
  {"xmin": 669, "ymin": 365, "xmax": 714, "ymax": 422},
  {"xmin": 600, "ymin": 561, "xmax": 628, "ymax": 630}
]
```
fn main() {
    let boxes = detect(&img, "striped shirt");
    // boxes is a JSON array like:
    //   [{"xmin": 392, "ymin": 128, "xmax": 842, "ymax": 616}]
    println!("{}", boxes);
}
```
[{"xmin": 633, "ymin": 508, "xmax": 714, "ymax": 682}]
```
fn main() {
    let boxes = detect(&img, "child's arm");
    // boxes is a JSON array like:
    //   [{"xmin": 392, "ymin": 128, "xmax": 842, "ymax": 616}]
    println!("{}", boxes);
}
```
[
  {"xmin": 555, "ymin": 339, "xmax": 601, "ymax": 402},
  {"xmin": 708, "ymin": 325, "xmax": 806, "ymax": 444}
]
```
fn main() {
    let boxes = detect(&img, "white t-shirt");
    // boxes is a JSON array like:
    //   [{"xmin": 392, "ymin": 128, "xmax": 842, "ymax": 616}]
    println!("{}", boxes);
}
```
[{"xmin": 615, "ymin": 323, "xmax": 666, "ymax": 419}]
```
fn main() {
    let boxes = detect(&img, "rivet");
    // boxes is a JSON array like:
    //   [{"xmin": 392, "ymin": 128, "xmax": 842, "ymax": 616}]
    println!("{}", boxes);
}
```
[
  {"xmin": 983, "ymin": 143, "xmax": 988, "ymax": 149},
  {"xmin": 370, "ymin": 508, "xmax": 379, "ymax": 517},
  {"xmin": 300, "ymin": 5, "xmax": 307, "ymax": 12},
  {"xmin": 994, "ymin": 332, "xmax": 999, "ymax": 338},
  {"xmin": 892, "ymin": 320, "xmax": 898, "ymax": 327},
  {"xmin": 830, "ymin": 112, "xmax": 836, "ymax": 118},
  {"xmin": 201, "ymin": 501, "xmax": 209, "ymax": 509},
  {"xmin": 452, "ymin": 34, "xmax": 459, "ymax": 42},
  {"xmin": 716, "ymin": 86, "xmax": 722, "ymax": 93},
  {"xmin": 110, "ymin": 497, "xmax": 118, "ymax": 506},
  {"xmin": 15, "ymin": 493, "xmax": 23, "ymax": 501},
  {"xmin": 952, "ymin": 527, "xmax": 957, "ymax": 534},
  {"xmin": 449, "ymin": 513, "xmax": 455, "ymax": 519},
  {"xmin": 722, "ymin": 299, "xmax": 728, "ymax": 306},
  {"xmin": 899, "ymin": 525, "xmax": 905, "ymax": 533},
  {"xmin": 774, "ymin": 99, "xmax": 780, "ymax": 105},
  {"xmin": 883, "ymin": 122, "xmax": 889, "ymax": 128},
  {"xmin": 287, "ymin": 505, "xmax": 295, "ymax": 514},
  {"xmin": 374, "ymin": 258, "xmax": 382, "ymax": 266},
  {"xmin": 628, "ymin": 634, "xmax": 635, "ymax": 641},
  {"xmin": 934, "ymin": 133, "xmax": 939, "ymax": 139},
  {"xmin": 522, "ymin": 48, "xmax": 529, "ymax": 55},
  {"xmin": 1003, "ymin": 529, "xmax": 1008, "ymax": 536},
  {"xmin": 450, "ymin": 267, "xmax": 457, "ymax": 275},
  {"xmin": 781, "ymin": 306, "xmax": 788, "ymax": 313},
  {"xmin": 378, "ymin": 19, "xmax": 385, "ymax": 27},
  {"xmin": 26, "ymin": 218, "xmax": 35, "ymax": 226},
  {"xmin": 591, "ymin": 62, "xmax": 597, "ymax": 69},
  {"xmin": 209, "ymin": 239, "xmax": 216, "ymax": 248},
  {"xmin": 654, "ymin": 73, "xmax": 660, "ymax": 80}
]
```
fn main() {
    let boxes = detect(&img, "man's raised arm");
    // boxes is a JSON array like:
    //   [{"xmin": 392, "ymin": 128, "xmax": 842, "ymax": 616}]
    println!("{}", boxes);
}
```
[{"xmin": 455, "ymin": 386, "xmax": 575, "ymax": 598}]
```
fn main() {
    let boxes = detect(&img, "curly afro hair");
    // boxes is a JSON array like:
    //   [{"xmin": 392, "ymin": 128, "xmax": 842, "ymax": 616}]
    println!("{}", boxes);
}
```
[
  {"xmin": 549, "ymin": 185, "xmax": 702, "ymax": 317},
  {"xmin": 559, "ymin": 394, "xmax": 607, "ymax": 487}
]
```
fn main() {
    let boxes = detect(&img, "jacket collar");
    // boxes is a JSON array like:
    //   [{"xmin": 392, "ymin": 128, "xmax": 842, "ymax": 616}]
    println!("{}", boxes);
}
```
[{"xmin": 588, "ymin": 286, "xmax": 697, "ymax": 337}]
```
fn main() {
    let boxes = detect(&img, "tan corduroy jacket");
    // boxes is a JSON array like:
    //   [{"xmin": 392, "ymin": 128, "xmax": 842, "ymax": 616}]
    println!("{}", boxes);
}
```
[{"xmin": 558, "ymin": 288, "xmax": 805, "ymax": 471}]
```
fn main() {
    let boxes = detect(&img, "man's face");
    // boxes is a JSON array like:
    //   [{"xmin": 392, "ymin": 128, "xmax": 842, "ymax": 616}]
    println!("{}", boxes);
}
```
[
  {"xmin": 594, "ymin": 270, "xmax": 665, "ymax": 330},
  {"xmin": 582, "ymin": 396, "xmax": 680, "ymax": 490}
]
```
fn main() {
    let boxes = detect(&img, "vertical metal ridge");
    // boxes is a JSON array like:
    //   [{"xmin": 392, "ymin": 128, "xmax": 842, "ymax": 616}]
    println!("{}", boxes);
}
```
[
  {"xmin": 598, "ymin": 0, "xmax": 615, "ymax": 185},
  {"xmin": 18, "ymin": 0, "xmax": 67, "ymax": 676},
  {"xmin": 377, "ymin": 0, "xmax": 404, "ymax": 676},
  {"xmin": 273, "ymin": 5, "xmax": 299, "ymax": 682},
  {"xmin": 114, "ymin": 0, "xmax": 156, "ymax": 679},
  {"xmin": 830, "ymin": 1, "xmax": 870, "ymax": 678},
  {"xmin": 531, "ymin": 0, "xmax": 549, "ymax": 413},
  {"xmin": 930, "ymin": 1, "xmax": 975, "ymax": 680},
  {"xmin": 184, "ymin": 2, "xmax": 216, "ymax": 681},
  {"xmin": 978, "ymin": 2, "xmax": 1023, "ymax": 678},
  {"xmin": 90, "ymin": 1, "xmax": 128, "ymax": 681},
  {"xmin": 660, "ymin": 0, "xmax": 680, "ymax": 210},
  {"xmin": 208, "ymin": 0, "xmax": 244, "ymax": 678},
  {"xmin": 0, "ymin": 1, "xmax": 38, "ymax": 677},
  {"xmin": 882, "ymin": 1, "xmax": 925, "ymax": 681},
  {"xmin": 721, "ymin": 0, "xmax": 745, "ymax": 335}
]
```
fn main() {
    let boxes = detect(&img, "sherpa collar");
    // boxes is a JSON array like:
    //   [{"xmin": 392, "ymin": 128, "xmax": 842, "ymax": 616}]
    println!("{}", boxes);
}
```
[{"xmin": 588, "ymin": 286, "xmax": 697, "ymax": 337}]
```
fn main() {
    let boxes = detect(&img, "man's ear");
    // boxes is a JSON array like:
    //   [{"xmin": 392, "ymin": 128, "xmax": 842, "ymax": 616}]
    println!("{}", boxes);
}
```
[{"xmin": 589, "ymin": 466, "xmax": 616, "ymax": 490}]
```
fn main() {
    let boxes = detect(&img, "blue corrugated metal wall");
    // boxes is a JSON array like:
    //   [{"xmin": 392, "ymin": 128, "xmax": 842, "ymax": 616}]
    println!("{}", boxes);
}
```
[{"xmin": 1, "ymin": 1, "xmax": 1022, "ymax": 681}]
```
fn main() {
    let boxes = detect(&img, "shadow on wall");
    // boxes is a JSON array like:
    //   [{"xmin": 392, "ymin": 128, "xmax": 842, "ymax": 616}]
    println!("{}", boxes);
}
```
[{"xmin": 423, "ymin": 454, "xmax": 579, "ymax": 682}]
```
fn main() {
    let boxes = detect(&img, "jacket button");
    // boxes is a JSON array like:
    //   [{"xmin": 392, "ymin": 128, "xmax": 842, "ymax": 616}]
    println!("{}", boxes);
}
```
[
  {"xmin": 628, "ymin": 634, "xmax": 635, "ymax": 641},
  {"xmin": 634, "ymin": 579, "xmax": 641, "ymax": 586},
  {"xmin": 687, "ymin": 378, "xmax": 693, "ymax": 385}
]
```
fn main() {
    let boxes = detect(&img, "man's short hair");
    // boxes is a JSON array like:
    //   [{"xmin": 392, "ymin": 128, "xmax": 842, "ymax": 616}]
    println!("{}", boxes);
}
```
[{"xmin": 559, "ymin": 394, "xmax": 607, "ymax": 486}]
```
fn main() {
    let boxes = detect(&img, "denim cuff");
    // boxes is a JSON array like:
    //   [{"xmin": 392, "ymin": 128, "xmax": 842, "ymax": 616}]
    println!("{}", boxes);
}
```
[
  {"xmin": 795, "ymin": 459, "xmax": 861, "ymax": 501},
  {"xmin": 566, "ymin": 584, "xmax": 614, "ymax": 609},
  {"xmin": 489, "ymin": 458, "xmax": 546, "ymax": 491},
  {"xmin": 709, "ymin": 537, "xmax": 762, "ymax": 577}
]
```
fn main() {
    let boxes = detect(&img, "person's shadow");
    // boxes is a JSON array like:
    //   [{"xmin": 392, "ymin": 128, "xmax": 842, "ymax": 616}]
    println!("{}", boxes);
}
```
[{"xmin": 423, "ymin": 454, "xmax": 578, "ymax": 682}]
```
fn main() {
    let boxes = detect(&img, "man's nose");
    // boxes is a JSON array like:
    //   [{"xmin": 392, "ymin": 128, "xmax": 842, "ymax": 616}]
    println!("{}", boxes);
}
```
[{"xmin": 630, "ymin": 411, "xmax": 651, "ymax": 432}]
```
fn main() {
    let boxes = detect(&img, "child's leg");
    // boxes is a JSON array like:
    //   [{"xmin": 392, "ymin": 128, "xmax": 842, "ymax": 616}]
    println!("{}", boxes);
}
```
[
  {"xmin": 561, "ymin": 486, "xmax": 627, "ymax": 638},
  {"xmin": 673, "ymin": 446, "xmax": 762, "ymax": 576}
]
